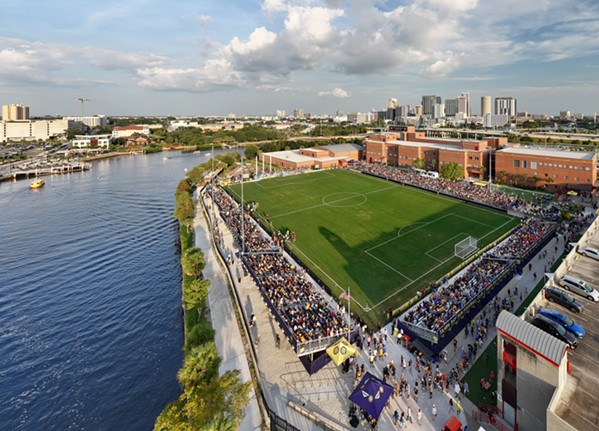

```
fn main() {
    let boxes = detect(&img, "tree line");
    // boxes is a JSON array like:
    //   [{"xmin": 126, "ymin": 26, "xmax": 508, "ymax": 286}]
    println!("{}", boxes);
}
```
[{"xmin": 156, "ymin": 153, "xmax": 250, "ymax": 430}]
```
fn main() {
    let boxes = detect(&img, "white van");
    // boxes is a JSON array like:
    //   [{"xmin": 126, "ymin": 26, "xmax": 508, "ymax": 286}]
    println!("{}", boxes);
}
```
[{"xmin": 559, "ymin": 274, "xmax": 599, "ymax": 302}]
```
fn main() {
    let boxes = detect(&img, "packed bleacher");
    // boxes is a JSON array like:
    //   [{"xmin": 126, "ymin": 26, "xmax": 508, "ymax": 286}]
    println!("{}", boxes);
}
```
[
  {"xmin": 353, "ymin": 161, "xmax": 564, "ymax": 220},
  {"xmin": 402, "ymin": 219, "xmax": 555, "ymax": 333},
  {"xmin": 207, "ymin": 186, "xmax": 350, "ymax": 344}
]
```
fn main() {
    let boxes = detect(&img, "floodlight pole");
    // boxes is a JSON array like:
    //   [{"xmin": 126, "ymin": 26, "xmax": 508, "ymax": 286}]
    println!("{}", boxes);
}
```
[
  {"xmin": 211, "ymin": 143, "xmax": 215, "ymax": 219},
  {"xmin": 241, "ymin": 153, "xmax": 245, "ymax": 255}
]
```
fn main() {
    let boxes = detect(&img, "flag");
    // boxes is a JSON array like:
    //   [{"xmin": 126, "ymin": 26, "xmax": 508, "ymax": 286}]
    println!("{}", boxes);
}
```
[{"xmin": 340, "ymin": 291, "xmax": 350, "ymax": 301}]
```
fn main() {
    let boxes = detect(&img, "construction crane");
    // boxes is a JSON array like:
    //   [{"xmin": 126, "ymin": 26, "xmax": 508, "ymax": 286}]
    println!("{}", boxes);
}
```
[{"xmin": 77, "ymin": 97, "xmax": 91, "ymax": 116}]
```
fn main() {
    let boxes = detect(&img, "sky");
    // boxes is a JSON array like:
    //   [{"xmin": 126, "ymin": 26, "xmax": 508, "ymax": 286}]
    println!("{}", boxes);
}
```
[{"xmin": 1, "ymin": 0, "xmax": 598, "ymax": 117}]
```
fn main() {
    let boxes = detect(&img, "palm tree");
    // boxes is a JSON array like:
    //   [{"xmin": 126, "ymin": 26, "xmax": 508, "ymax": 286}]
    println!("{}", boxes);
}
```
[
  {"xmin": 512, "ymin": 173, "xmax": 521, "ymax": 186},
  {"xmin": 521, "ymin": 173, "xmax": 529, "ymax": 186},
  {"xmin": 177, "ymin": 342, "xmax": 221, "ymax": 391},
  {"xmin": 181, "ymin": 248, "xmax": 206, "ymax": 277},
  {"xmin": 499, "ymin": 170, "xmax": 509, "ymax": 184},
  {"xmin": 533, "ymin": 175, "xmax": 542, "ymax": 189}
]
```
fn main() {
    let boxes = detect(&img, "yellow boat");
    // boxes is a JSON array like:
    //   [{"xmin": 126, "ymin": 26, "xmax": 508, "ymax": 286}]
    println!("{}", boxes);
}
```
[{"xmin": 30, "ymin": 179, "xmax": 45, "ymax": 189}]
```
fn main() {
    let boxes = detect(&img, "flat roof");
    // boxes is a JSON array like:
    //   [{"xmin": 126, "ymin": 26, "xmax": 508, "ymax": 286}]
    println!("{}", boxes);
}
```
[
  {"xmin": 496, "ymin": 310, "xmax": 568, "ymax": 366},
  {"xmin": 317, "ymin": 143, "xmax": 363, "ymax": 154},
  {"xmin": 268, "ymin": 150, "xmax": 339, "ymax": 164},
  {"xmin": 497, "ymin": 147, "xmax": 595, "ymax": 160}
]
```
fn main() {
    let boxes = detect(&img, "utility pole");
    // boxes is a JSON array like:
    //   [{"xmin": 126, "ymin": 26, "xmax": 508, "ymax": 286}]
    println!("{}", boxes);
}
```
[{"xmin": 211, "ymin": 143, "xmax": 215, "ymax": 219}]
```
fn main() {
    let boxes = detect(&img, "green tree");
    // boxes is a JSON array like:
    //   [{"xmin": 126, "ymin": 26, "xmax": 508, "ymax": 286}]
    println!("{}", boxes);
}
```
[
  {"xmin": 521, "ymin": 173, "xmax": 529, "ymax": 185},
  {"xmin": 512, "ymin": 173, "xmax": 521, "ymax": 186},
  {"xmin": 440, "ymin": 162, "xmax": 464, "ymax": 181},
  {"xmin": 178, "ymin": 342, "xmax": 221, "ymax": 390},
  {"xmin": 174, "ymin": 192, "xmax": 195, "ymax": 230},
  {"xmin": 244, "ymin": 144, "xmax": 259, "ymax": 160},
  {"xmin": 184, "ymin": 279, "xmax": 210, "ymax": 310},
  {"xmin": 498, "ymin": 170, "xmax": 509, "ymax": 184},
  {"xmin": 412, "ymin": 158, "xmax": 425, "ymax": 169},
  {"xmin": 181, "ymin": 248, "xmax": 206, "ymax": 277},
  {"xmin": 533, "ymin": 175, "xmax": 542, "ymax": 189}
]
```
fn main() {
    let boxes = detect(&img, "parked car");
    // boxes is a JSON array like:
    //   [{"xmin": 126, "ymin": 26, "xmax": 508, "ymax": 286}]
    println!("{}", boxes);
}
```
[
  {"xmin": 531, "ymin": 314, "xmax": 578, "ymax": 349},
  {"xmin": 578, "ymin": 245, "xmax": 599, "ymax": 262},
  {"xmin": 559, "ymin": 274, "xmax": 599, "ymax": 302},
  {"xmin": 538, "ymin": 307, "xmax": 585, "ymax": 339},
  {"xmin": 544, "ymin": 286, "xmax": 584, "ymax": 313}
]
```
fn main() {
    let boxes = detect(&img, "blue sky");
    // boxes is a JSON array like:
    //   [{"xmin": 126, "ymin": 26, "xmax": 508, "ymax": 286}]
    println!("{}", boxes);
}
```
[{"xmin": 1, "ymin": 0, "xmax": 598, "ymax": 117}]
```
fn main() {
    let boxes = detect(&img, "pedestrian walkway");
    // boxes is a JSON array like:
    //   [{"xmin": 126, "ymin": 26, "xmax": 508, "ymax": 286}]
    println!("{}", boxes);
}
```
[{"xmin": 194, "ymin": 197, "xmax": 262, "ymax": 431}]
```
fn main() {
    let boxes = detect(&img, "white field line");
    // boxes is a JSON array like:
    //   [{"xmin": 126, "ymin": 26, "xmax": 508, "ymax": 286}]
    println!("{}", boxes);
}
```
[
  {"xmin": 367, "ymin": 217, "xmax": 517, "ymax": 312},
  {"xmin": 269, "ymin": 183, "xmax": 399, "ymax": 220},
  {"xmin": 254, "ymin": 171, "xmax": 337, "ymax": 190},
  {"xmin": 366, "ymin": 213, "xmax": 453, "ymax": 253},
  {"xmin": 364, "ymin": 249, "xmax": 414, "ymax": 281},
  {"xmin": 424, "ymin": 233, "xmax": 469, "ymax": 262}
]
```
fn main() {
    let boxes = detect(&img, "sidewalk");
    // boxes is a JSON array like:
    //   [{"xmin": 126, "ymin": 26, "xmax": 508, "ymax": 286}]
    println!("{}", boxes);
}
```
[{"xmin": 194, "ymin": 197, "xmax": 263, "ymax": 431}]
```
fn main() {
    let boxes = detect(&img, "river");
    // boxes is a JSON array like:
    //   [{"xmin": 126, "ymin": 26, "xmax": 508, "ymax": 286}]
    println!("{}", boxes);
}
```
[{"xmin": 0, "ymin": 151, "xmax": 216, "ymax": 430}]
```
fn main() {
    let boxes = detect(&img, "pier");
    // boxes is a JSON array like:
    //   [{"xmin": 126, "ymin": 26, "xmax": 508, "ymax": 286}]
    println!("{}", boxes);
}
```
[{"xmin": 0, "ymin": 162, "xmax": 91, "ymax": 183}]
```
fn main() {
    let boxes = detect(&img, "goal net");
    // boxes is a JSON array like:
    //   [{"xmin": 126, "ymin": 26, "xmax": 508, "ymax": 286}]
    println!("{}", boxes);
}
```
[{"xmin": 455, "ymin": 236, "xmax": 478, "ymax": 259}]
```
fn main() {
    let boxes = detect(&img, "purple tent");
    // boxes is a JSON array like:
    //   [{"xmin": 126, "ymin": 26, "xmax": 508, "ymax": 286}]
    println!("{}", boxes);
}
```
[{"xmin": 348, "ymin": 371, "xmax": 393, "ymax": 420}]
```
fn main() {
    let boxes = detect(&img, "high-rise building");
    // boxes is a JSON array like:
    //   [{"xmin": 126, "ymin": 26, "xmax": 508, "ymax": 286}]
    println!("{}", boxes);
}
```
[
  {"xmin": 275, "ymin": 109, "xmax": 286, "ymax": 118},
  {"xmin": 293, "ymin": 108, "xmax": 305, "ymax": 118},
  {"xmin": 445, "ymin": 99, "xmax": 458, "ymax": 116},
  {"xmin": 433, "ymin": 103, "xmax": 445, "ymax": 119},
  {"xmin": 414, "ymin": 105, "xmax": 423, "ymax": 116},
  {"xmin": 398, "ymin": 105, "xmax": 410, "ymax": 117},
  {"xmin": 421, "ymin": 95, "xmax": 441, "ymax": 116},
  {"xmin": 457, "ymin": 93, "xmax": 470, "ymax": 117},
  {"xmin": 2, "ymin": 104, "xmax": 30, "ymax": 121},
  {"xmin": 495, "ymin": 97, "xmax": 517, "ymax": 116},
  {"xmin": 460, "ymin": 92, "xmax": 471, "ymax": 116},
  {"xmin": 481, "ymin": 96, "xmax": 491, "ymax": 116},
  {"xmin": 387, "ymin": 98, "xmax": 398, "ymax": 109}
]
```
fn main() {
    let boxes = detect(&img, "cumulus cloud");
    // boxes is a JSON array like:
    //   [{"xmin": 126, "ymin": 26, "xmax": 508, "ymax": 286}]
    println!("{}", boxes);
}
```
[
  {"xmin": 2, "ymin": 0, "xmax": 597, "ymax": 96},
  {"xmin": 424, "ymin": 56, "xmax": 460, "ymax": 78},
  {"xmin": 318, "ymin": 87, "xmax": 350, "ymax": 98}
]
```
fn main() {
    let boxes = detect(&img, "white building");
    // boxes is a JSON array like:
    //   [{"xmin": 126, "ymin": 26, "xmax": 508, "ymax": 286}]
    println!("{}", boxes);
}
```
[
  {"xmin": 111, "ymin": 125, "xmax": 151, "ymax": 139},
  {"xmin": 484, "ymin": 113, "xmax": 509, "ymax": 128},
  {"xmin": 71, "ymin": 134, "xmax": 112, "ymax": 149},
  {"xmin": 495, "ymin": 97, "xmax": 517, "ymax": 116},
  {"xmin": 433, "ymin": 103, "xmax": 445, "ymax": 119},
  {"xmin": 63, "ymin": 115, "xmax": 107, "ymax": 128},
  {"xmin": 0, "ymin": 119, "xmax": 69, "ymax": 143}
]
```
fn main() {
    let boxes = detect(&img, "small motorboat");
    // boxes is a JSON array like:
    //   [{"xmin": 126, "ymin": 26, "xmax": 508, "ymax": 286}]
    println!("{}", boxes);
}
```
[{"xmin": 30, "ymin": 179, "xmax": 45, "ymax": 189}]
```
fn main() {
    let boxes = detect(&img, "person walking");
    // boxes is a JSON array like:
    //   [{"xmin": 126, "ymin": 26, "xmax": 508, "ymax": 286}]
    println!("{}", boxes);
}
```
[
  {"xmin": 432, "ymin": 404, "xmax": 437, "ymax": 422},
  {"xmin": 417, "ymin": 408, "xmax": 422, "ymax": 425},
  {"xmin": 448, "ymin": 397, "xmax": 454, "ymax": 414},
  {"xmin": 456, "ymin": 400, "xmax": 462, "ymax": 415}
]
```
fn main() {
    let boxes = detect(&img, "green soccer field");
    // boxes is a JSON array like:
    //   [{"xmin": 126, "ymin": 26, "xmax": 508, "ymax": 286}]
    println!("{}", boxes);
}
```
[{"xmin": 227, "ymin": 169, "xmax": 519, "ymax": 325}]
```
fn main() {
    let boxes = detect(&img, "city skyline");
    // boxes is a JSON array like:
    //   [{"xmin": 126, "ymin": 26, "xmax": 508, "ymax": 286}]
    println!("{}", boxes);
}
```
[{"xmin": 1, "ymin": 0, "xmax": 598, "ymax": 117}]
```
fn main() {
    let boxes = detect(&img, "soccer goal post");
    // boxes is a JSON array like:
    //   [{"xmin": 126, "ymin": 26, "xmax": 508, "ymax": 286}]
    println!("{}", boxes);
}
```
[{"xmin": 455, "ymin": 236, "xmax": 478, "ymax": 259}]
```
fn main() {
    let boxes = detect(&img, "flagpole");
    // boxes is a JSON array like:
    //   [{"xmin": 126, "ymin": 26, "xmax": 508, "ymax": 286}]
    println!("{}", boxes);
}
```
[{"xmin": 347, "ymin": 286, "xmax": 351, "ymax": 341}]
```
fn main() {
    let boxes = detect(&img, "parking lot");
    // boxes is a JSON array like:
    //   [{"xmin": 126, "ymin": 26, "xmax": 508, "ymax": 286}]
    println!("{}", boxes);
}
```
[{"xmin": 540, "ymin": 231, "xmax": 599, "ymax": 430}]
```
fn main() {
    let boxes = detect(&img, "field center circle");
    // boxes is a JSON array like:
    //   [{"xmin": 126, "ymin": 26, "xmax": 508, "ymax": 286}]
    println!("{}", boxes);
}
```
[{"xmin": 322, "ymin": 192, "xmax": 367, "ymax": 208}]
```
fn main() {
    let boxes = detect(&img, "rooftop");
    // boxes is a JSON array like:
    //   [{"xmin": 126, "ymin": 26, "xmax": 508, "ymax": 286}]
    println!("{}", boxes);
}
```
[
  {"xmin": 497, "ymin": 147, "xmax": 596, "ymax": 160},
  {"xmin": 496, "ymin": 310, "xmax": 568, "ymax": 367},
  {"xmin": 269, "ymin": 149, "xmax": 339, "ymax": 164}
]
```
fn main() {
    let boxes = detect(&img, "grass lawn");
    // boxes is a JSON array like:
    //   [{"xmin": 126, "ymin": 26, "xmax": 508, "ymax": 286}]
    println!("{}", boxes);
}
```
[
  {"xmin": 463, "ymin": 338, "xmax": 498, "ymax": 407},
  {"xmin": 491, "ymin": 183, "xmax": 553, "ymax": 203},
  {"xmin": 228, "ymin": 169, "xmax": 518, "ymax": 325}
]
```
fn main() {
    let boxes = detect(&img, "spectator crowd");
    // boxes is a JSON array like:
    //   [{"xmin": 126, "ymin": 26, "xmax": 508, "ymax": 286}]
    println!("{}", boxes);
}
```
[
  {"xmin": 207, "ymin": 185, "xmax": 351, "ymax": 345},
  {"xmin": 403, "ymin": 219, "xmax": 555, "ymax": 333}
]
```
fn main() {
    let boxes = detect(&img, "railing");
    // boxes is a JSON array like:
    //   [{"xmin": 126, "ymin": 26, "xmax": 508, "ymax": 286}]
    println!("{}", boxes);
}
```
[{"xmin": 472, "ymin": 408, "xmax": 513, "ymax": 431}]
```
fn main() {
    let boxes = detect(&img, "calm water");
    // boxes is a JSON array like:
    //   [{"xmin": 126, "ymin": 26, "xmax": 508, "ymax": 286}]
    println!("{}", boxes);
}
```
[{"xmin": 0, "ymin": 152, "xmax": 211, "ymax": 430}]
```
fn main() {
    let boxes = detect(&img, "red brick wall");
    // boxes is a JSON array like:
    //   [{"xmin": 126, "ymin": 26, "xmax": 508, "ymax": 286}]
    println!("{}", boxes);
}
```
[{"xmin": 495, "ymin": 152, "xmax": 597, "ymax": 189}]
